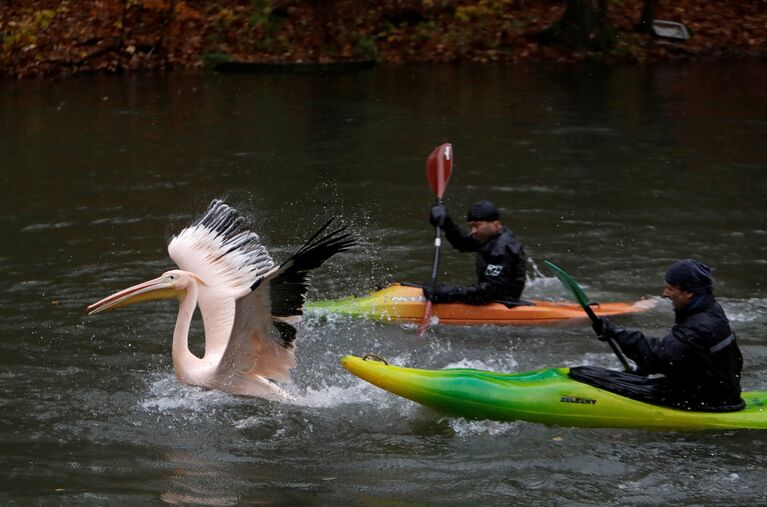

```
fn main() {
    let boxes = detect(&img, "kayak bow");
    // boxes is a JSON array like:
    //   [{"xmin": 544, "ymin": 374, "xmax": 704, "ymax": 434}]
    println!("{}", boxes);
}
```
[
  {"xmin": 308, "ymin": 283, "xmax": 655, "ymax": 326},
  {"xmin": 341, "ymin": 355, "xmax": 767, "ymax": 430}
]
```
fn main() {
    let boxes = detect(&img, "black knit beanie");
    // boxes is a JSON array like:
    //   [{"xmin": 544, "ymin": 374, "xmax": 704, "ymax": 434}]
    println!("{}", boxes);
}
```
[
  {"xmin": 466, "ymin": 200, "xmax": 500, "ymax": 222},
  {"xmin": 665, "ymin": 259, "xmax": 714, "ymax": 293}
]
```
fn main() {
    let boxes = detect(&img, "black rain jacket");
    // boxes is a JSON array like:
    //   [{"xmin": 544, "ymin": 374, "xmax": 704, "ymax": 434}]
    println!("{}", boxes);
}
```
[
  {"xmin": 431, "ymin": 217, "xmax": 526, "ymax": 305},
  {"xmin": 571, "ymin": 292, "xmax": 745, "ymax": 411}
]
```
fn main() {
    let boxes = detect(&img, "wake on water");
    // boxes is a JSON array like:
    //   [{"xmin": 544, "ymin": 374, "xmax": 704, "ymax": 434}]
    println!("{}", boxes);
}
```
[
  {"xmin": 135, "ymin": 342, "xmax": 527, "ymax": 438},
  {"xmin": 133, "ymin": 270, "xmax": 765, "ymax": 437}
]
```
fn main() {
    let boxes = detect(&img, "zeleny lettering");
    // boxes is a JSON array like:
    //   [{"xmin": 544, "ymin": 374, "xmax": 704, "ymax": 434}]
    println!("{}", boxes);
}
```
[{"xmin": 560, "ymin": 395, "xmax": 597, "ymax": 405}]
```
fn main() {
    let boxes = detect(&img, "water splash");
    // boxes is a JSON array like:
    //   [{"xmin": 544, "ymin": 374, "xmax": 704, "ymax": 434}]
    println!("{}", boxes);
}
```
[
  {"xmin": 722, "ymin": 298, "xmax": 767, "ymax": 323},
  {"xmin": 295, "ymin": 383, "xmax": 374, "ymax": 408},
  {"xmin": 449, "ymin": 418, "xmax": 523, "ymax": 437},
  {"xmin": 139, "ymin": 373, "xmax": 247, "ymax": 413}
]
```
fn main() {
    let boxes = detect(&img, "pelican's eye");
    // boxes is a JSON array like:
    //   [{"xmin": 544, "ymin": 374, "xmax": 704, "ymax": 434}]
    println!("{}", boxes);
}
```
[{"xmin": 167, "ymin": 274, "xmax": 178, "ymax": 281}]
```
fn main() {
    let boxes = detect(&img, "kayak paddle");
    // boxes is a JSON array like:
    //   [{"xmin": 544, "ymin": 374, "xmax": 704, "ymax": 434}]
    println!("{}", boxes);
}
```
[
  {"xmin": 543, "ymin": 260, "xmax": 632, "ymax": 372},
  {"xmin": 417, "ymin": 143, "xmax": 453, "ymax": 336}
]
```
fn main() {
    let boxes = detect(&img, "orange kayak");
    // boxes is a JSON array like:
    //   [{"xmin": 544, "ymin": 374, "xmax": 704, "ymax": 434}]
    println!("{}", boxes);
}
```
[{"xmin": 307, "ymin": 283, "xmax": 656, "ymax": 326}]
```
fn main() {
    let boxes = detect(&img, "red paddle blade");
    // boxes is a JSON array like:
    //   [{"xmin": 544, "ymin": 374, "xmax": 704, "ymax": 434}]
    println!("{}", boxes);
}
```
[
  {"xmin": 417, "ymin": 300, "xmax": 433, "ymax": 336},
  {"xmin": 426, "ymin": 143, "xmax": 453, "ymax": 198}
]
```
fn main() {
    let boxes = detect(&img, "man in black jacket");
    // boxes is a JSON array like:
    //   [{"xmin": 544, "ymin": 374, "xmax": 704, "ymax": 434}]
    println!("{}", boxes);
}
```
[
  {"xmin": 588, "ymin": 259, "xmax": 745, "ymax": 411},
  {"xmin": 425, "ymin": 200, "xmax": 527, "ymax": 306}
]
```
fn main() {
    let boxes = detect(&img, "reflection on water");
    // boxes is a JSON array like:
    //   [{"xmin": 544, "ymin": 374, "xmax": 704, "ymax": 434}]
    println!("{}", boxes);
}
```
[{"xmin": 1, "ymin": 61, "xmax": 766, "ymax": 504}]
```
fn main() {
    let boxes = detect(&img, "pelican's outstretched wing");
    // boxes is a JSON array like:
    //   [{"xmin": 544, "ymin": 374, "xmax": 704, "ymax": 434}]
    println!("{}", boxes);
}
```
[
  {"xmin": 168, "ymin": 200, "xmax": 276, "ymax": 357},
  {"xmin": 168, "ymin": 199, "xmax": 275, "ymax": 292},
  {"xmin": 218, "ymin": 220, "xmax": 355, "ymax": 385}
]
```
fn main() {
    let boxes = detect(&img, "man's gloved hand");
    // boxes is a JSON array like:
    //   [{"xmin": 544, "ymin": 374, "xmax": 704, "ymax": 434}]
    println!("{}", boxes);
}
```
[
  {"xmin": 429, "ymin": 205, "xmax": 448, "ymax": 227},
  {"xmin": 595, "ymin": 317, "xmax": 623, "ymax": 341},
  {"xmin": 422, "ymin": 283, "xmax": 453, "ymax": 302}
]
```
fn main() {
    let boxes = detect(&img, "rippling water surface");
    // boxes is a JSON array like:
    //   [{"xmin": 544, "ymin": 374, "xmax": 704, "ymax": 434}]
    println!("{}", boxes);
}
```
[{"xmin": 1, "ymin": 62, "xmax": 766, "ymax": 505}]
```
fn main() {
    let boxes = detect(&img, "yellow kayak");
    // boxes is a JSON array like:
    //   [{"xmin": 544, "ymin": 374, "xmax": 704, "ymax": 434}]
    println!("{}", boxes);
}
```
[{"xmin": 342, "ymin": 355, "xmax": 767, "ymax": 430}]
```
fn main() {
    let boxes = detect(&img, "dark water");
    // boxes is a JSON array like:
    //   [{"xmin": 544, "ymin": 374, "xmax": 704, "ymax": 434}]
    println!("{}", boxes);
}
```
[{"xmin": 1, "ymin": 62, "xmax": 766, "ymax": 505}]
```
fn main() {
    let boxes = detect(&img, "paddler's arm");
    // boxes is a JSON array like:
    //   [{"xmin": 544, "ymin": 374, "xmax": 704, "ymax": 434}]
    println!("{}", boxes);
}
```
[
  {"xmin": 600, "ymin": 318, "xmax": 693, "ymax": 375},
  {"xmin": 423, "ymin": 281, "xmax": 497, "ymax": 305},
  {"xmin": 430, "ymin": 206, "xmax": 480, "ymax": 252}
]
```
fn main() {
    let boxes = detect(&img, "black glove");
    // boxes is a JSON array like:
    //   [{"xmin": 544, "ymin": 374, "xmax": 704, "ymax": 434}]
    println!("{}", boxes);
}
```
[
  {"xmin": 422, "ymin": 283, "xmax": 454, "ymax": 302},
  {"xmin": 429, "ymin": 205, "xmax": 448, "ymax": 227},
  {"xmin": 595, "ymin": 317, "xmax": 623, "ymax": 341}
]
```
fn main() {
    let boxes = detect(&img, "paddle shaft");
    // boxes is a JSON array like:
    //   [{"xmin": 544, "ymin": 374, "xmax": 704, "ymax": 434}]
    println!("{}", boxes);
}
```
[
  {"xmin": 543, "ymin": 260, "xmax": 632, "ymax": 372},
  {"xmin": 418, "ymin": 144, "xmax": 453, "ymax": 336},
  {"xmin": 418, "ymin": 197, "xmax": 443, "ymax": 336},
  {"xmin": 582, "ymin": 302, "xmax": 633, "ymax": 372},
  {"xmin": 427, "ymin": 198, "xmax": 444, "ymax": 281}
]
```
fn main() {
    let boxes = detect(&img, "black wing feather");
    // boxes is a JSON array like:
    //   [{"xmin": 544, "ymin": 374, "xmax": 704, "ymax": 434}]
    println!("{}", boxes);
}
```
[{"xmin": 253, "ymin": 218, "xmax": 355, "ymax": 320}]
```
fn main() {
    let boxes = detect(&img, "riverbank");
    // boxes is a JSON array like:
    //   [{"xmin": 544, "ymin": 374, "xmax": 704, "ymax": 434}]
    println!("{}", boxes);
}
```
[{"xmin": 2, "ymin": 0, "xmax": 766, "ymax": 78}]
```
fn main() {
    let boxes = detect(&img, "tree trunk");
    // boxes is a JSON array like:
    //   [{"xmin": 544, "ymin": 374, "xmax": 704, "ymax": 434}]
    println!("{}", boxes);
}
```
[
  {"xmin": 636, "ymin": 0, "xmax": 660, "ymax": 34},
  {"xmin": 539, "ymin": 0, "xmax": 616, "ymax": 51},
  {"xmin": 159, "ymin": 0, "xmax": 176, "ymax": 66}
]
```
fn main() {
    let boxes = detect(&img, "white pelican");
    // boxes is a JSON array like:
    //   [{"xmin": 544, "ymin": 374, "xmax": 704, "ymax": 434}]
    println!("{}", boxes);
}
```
[{"xmin": 86, "ymin": 199, "xmax": 354, "ymax": 400}]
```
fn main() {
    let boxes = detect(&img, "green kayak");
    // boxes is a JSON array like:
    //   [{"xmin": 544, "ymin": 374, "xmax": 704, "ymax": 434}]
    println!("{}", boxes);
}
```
[{"xmin": 342, "ymin": 355, "xmax": 767, "ymax": 430}]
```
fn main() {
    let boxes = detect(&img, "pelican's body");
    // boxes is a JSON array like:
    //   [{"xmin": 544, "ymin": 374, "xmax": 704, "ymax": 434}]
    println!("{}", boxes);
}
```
[{"xmin": 87, "ymin": 200, "xmax": 354, "ymax": 400}]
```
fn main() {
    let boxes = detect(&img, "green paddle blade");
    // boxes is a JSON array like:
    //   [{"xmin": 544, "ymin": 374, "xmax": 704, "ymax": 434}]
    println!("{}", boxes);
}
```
[
  {"xmin": 543, "ymin": 260, "xmax": 591, "ymax": 307},
  {"xmin": 544, "ymin": 259, "xmax": 632, "ymax": 372}
]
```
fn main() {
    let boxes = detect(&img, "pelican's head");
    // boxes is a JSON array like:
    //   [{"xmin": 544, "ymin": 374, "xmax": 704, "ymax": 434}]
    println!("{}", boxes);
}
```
[{"xmin": 86, "ymin": 269, "xmax": 201, "ymax": 315}]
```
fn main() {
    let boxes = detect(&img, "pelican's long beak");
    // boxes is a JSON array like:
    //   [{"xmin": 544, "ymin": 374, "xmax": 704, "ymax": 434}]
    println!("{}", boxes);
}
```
[{"xmin": 86, "ymin": 276, "xmax": 183, "ymax": 315}]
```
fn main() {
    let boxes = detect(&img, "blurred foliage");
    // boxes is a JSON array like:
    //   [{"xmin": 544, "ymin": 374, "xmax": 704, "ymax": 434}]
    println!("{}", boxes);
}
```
[
  {"xmin": 2, "ymin": 8, "xmax": 57, "ymax": 51},
  {"xmin": 1, "ymin": 0, "xmax": 766, "ymax": 78}
]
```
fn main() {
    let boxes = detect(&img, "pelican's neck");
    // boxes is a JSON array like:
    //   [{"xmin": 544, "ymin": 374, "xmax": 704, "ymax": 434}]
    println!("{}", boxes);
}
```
[{"xmin": 172, "ymin": 281, "xmax": 205, "ymax": 382}]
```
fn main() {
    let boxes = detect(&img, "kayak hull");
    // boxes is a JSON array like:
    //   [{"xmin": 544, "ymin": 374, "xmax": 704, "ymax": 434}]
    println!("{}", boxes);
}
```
[
  {"xmin": 341, "ymin": 355, "xmax": 767, "ymax": 430},
  {"xmin": 309, "ymin": 283, "xmax": 655, "ymax": 325}
]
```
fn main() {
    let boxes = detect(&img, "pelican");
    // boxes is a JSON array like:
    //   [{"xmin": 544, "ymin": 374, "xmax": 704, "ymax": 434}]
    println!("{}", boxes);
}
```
[{"xmin": 86, "ymin": 199, "xmax": 354, "ymax": 401}]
